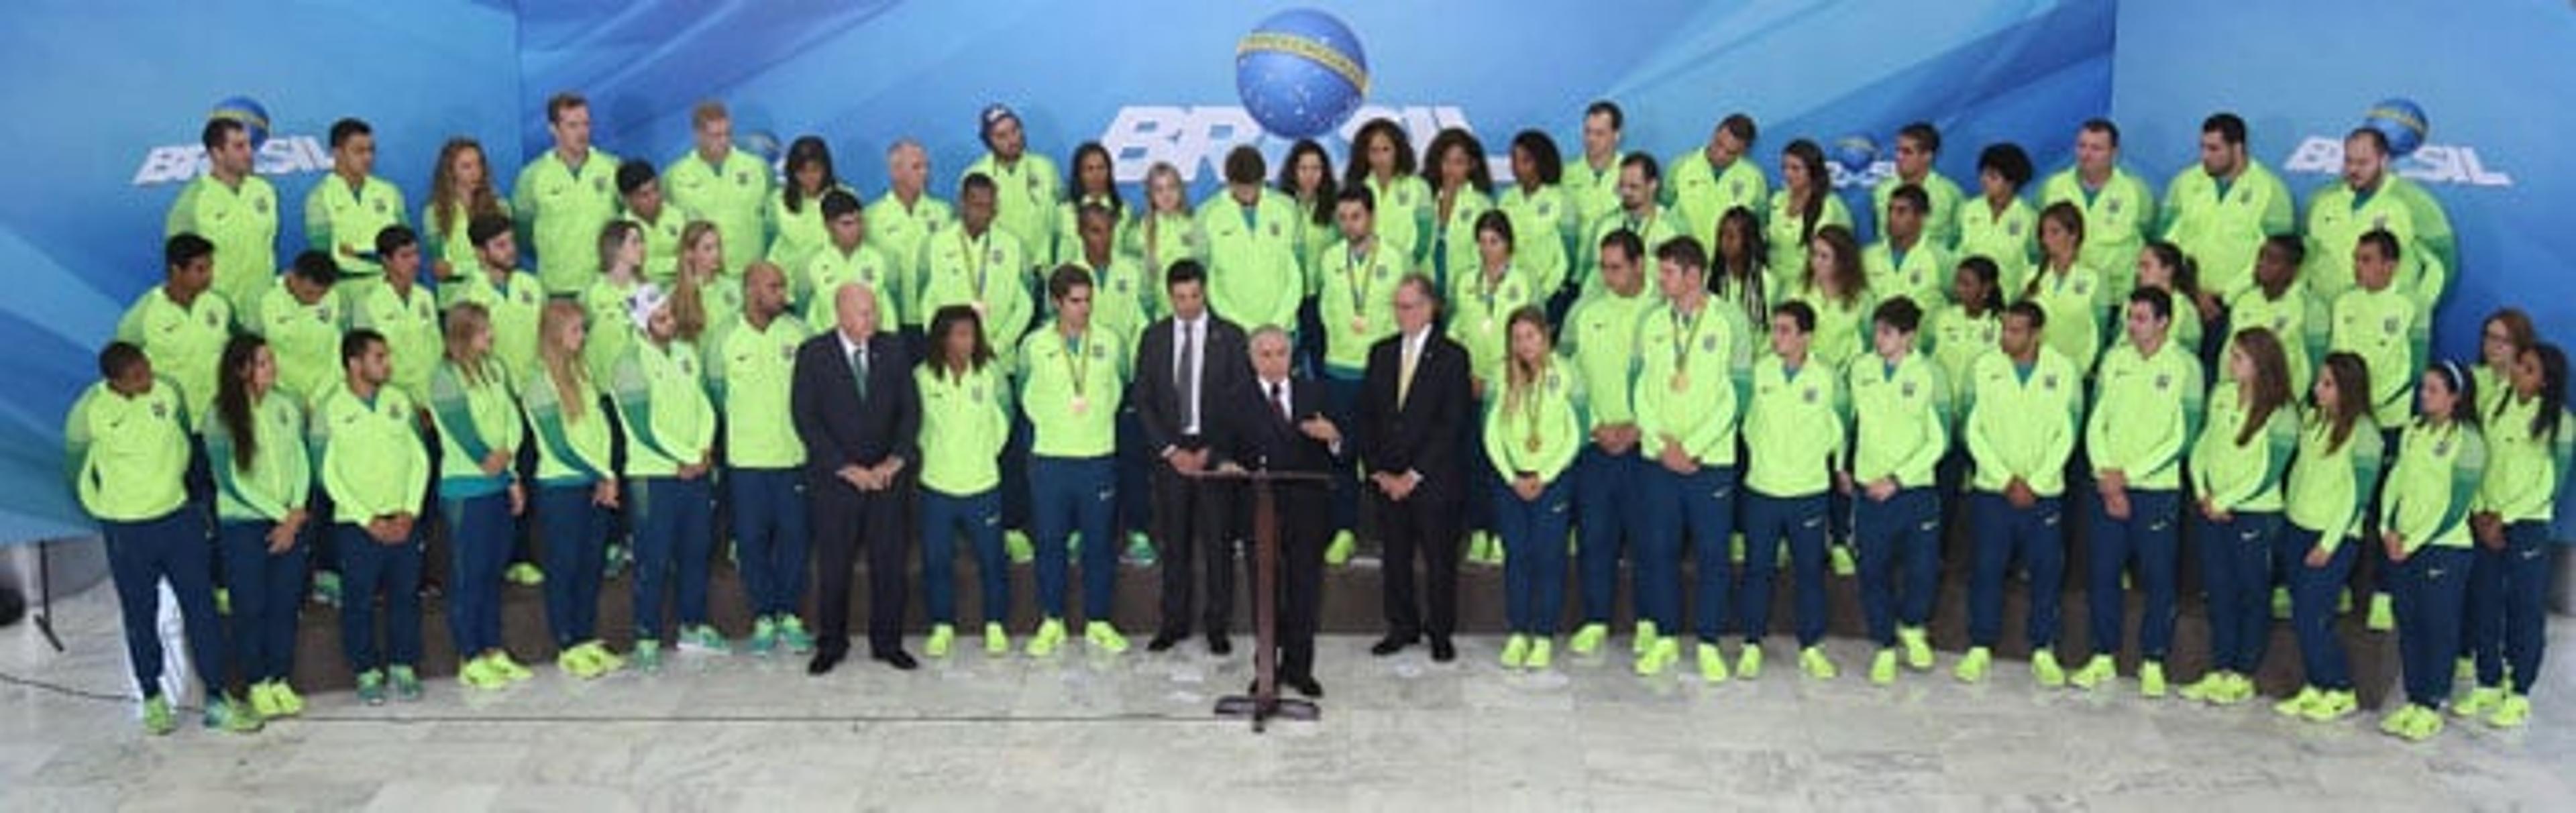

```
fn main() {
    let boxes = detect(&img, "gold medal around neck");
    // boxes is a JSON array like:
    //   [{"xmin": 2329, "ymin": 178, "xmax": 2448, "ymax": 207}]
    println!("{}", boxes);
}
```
[
  {"xmin": 1070, "ymin": 394, "xmax": 1089, "ymax": 417},
  {"xmin": 1670, "ymin": 370, "xmax": 1690, "ymax": 392}
]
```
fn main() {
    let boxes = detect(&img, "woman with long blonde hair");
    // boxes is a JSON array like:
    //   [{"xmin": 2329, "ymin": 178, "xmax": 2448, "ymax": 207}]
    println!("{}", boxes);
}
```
[
  {"xmin": 427, "ymin": 138, "xmax": 508, "ymax": 283},
  {"xmin": 1484, "ymin": 306, "xmax": 1580, "ymax": 671},
  {"xmin": 525, "ymin": 300, "xmax": 624, "ymax": 678},
  {"xmin": 427, "ymin": 303, "xmax": 532, "ymax": 690}
]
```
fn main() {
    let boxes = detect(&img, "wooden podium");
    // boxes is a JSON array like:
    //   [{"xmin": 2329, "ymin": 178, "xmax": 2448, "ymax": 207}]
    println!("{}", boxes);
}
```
[{"xmin": 1196, "ymin": 467, "xmax": 1328, "ymax": 733}]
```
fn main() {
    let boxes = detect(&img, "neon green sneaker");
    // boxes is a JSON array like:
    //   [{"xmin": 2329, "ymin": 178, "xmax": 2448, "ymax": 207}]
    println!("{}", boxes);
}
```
[
  {"xmin": 2302, "ymin": 689, "xmax": 2357, "ymax": 722},
  {"xmin": 2273, "ymin": 686, "xmax": 2322, "ymax": 718},
  {"xmin": 633, "ymin": 640, "xmax": 663, "ymax": 673},
  {"xmin": 926, "ymin": 623, "xmax": 955, "ymax": 658},
  {"xmin": 1695, "ymin": 641, "xmax": 1730, "ymax": 683},
  {"xmin": 215, "ymin": 588, "xmax": 231, "ymax": 616},
  {"xmin": 1829, "ymin": 543, "xmax": 1857, "ymax": 577},
  {"xmin": 1005, "ymin": 531, "xmax": 1035, "ymax": 565},
  {"xmin": 1633, "ymin": 637, "xmax": 1677, "ymax": 677},
  {"xmin": 2487, "ymin": 694, "xmax": 2532, "ymax": 729},
  {"xmin": 1729, "ymin": 533, "xmax": 1746, "ymax": 565},
  {"xmin": 582, "ymin": 641, "xmax": 626, "ymax": 673},
  {"xmin": 1896, "ymin": 627, "xmax": 1933, "ymax": 671},
  {"xmin": 2366, "ymin": 593, "xmax": 2394, "ymax": 632},
  {"xmin": 2338, "ymin": 588, "xmax": 2354, "ymax": 614},
  {"xmin": 1124, "ymin": 531, "xmax": 1157, "ymax": 567},
  {"xmin": 276, "ymin": 680, "xmax": 307, "ymax": 716},
  {"xmin": 2214, "ymin": 673, "xmax": 2256, "ymax": 706},
  {"xmin": 1568, "ymin": 622, "xmax": 1608, "ymax": 655},
  {"xmin": 748, "ymin": 616, "xmax": 780, "ymax": 656},
  {"xmin": 777, "ymin": 616, "xmax": 816, "ymax": 655},
  {"xmin": 506, "ymin": 562, "xmax": 545, "ymax": 587},
  {"xmin": 388, "ymin": 665, "xmax": 423, "ymax": 702},
  {"xmin": 2179, "ymin": 671, "xmax": 2229, "ymax": 703},
  {"xmin": 248, "ymin": 682, "xmax": 286, "ymax": 718},
  {"xmin": 141, "ymin": 695, "xmax": 176, "ymax": 735},
  {"xmin": 1028, "ymin": 618, "xmax": 1067, "ymax": 657},
  {"xmin": 1500, "ymin": 634, "xmax": 1529, "ymax": 669},
  {"xmin": 1487, "ymin": 533, "xmax": 1507, "ymax": 566},
  {"xmin": 1631, "ymin": 620, "xmax": 1660, "ymax": 655},
  {"xmin": 2031, "ymin": 649, "xmax": 2065, "ymax": 688},
  {"xmin": 1736, "ymin": 643, "xmax": 1764, "ymax": 680},
  {"xmin": 2455, "ymin": 686, "xmax": 2504, "ymax": 718},
  {"xmin": 460, "ymin": 655, "xmax": 508, "ymax": 690},
  {"xmin": 1869, "ymin": 649, "xmax": 1898, "ymax": 686},
  {"xmin": 2070, "ymin": 655, "xmax": 2115, "ymax": 690},
  {"xmin": 1084, "ymin": 622, "xmax": 1130, "ymax": 654},
  {"xmin": 1525, "ymin": 638, "xmax": 1553, "ymax": 670},
  {"xmin": 2454, "ymin": 657, "xmax": 2477, "ymax": 691},
  {"xmin": 2399, "ymin": 706, "xmax": 2447, "ymax": 742},
  {"xmin": 983, "ymin": 622, "xmax": 1010, "ymax": 655},
  {"xmin": 204, "ymin": 696, "xmax": 263, "ymax": 735},
  {"xmin": 557, "ymin": 645, "xmax": 599, "ymax": 680},
  {"xmin": 1324, "ymin": 531, "xmax": 1356, "ymax": 566},
  {"xmin": 1954, "ymin": 647, "xmax": 1991, "ymax": 684},
  {"xmin": 355, "ymin": 669, "xmax": 387, "ymax": 706},
  {"xmin": 2377, "ymin": 705, "xmax": 2412, "ymax": 736},
  {"xmin": 2139, "ymin": 661, "xmax": 2167, "ymax": 698},
  {"xmin": 1799, "ymin": 646, "xmax": 1837, "ymax": 681}
]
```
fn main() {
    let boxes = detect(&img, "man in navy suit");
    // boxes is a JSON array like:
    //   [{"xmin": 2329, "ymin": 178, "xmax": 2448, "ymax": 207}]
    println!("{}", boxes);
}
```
[
  {"xmin": 1356, "ymin": 274, "xmax": 1472, "ymax": 662},
  {"xmin": 1212, "ymin": 325, "xmax": 1343, "ymax": 697},
  {"xmin": 792, "ymin": 283, "xmax": 922, "ymax": 674}
]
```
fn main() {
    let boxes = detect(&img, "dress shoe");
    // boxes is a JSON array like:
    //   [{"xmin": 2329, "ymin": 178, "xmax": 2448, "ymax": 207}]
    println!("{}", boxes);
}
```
[
  {"xmin": 806, "ymin": 649, "xmax": 845, "ymax": 675},
  {"xmin": 1207, "ymin": 633, "xmax": 1233, "ymax": 656},
  {"xmin": 1430, "ymin": 637, "xmax": 1456, "ymax": 663},
  {"xmin": 873, "ymin": 650, "xmax": 918, "ymax": 671},
  {"xmin": 1371, "ymin": 633, "xmax": 1419, "ymax": 657},
  {"xmin": 1283, "ymin": 673, "xmax": 1324, "ymax": 698},
  {"xmin": 1146, "ymin": 631, "xmax": 1185, "ymax": 653}
]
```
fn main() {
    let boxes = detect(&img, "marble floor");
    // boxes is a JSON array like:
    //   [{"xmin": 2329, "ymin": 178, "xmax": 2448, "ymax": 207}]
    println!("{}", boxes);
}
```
[{"xmin": 2, "ymin": 584, "xmax": 2571, "ymax": 812}]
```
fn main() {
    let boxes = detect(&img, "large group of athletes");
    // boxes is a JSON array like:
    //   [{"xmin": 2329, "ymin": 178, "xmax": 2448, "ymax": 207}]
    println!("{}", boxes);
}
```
[{"xmin": 67, "ymin": 92, "xmax": 2569, "ymax": 745}]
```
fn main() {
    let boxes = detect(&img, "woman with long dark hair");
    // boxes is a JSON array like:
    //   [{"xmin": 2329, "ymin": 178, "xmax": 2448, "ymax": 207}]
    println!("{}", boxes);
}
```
[
  {"xmin": 2275, "ymin": 351, "xmax": 2383, "ymax": 722},
  {"xmin": 1764, "ymin": 139, "xmax": 1851, "ymax": 282},
  {"xmin": 209, "ymin": 334, "xmax": 312, "ymax": 720},
  {"xmin": 2376, "ymin": 360, "xmax": 2487, "ymax": 741},
  {"xmin": 2182, "ymin": 328, "xmax": 2296, "ymax": 706},
  {"xmin": 917, "ymin": 304, "xmax": 1015, "ymax": 657},
  {"xmin": 2461, "ymin": 342, "xmax": 2571, "ymax": 728}
]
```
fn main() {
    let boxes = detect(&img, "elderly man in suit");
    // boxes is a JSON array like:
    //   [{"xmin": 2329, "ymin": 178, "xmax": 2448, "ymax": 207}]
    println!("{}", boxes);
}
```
[
  {"xmin": 792, "ymin": 282, "xmax": 922, "ymax": 674},
  {"xmin": 1358, "ymin": 273, "xmax": 1472, "ymax": 662}
]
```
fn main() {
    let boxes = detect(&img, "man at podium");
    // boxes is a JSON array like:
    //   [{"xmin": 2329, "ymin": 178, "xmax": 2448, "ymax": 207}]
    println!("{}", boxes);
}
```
[{"xmin": 1210, "ymin": 326, "xmax": 1344, "ymax": 698}]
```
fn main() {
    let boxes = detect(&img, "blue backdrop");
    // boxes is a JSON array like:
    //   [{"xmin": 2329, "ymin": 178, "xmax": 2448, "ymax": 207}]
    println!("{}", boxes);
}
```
[{"xmin": 3, "ymin": 0, "xmax": 2564, "ymax": 543}]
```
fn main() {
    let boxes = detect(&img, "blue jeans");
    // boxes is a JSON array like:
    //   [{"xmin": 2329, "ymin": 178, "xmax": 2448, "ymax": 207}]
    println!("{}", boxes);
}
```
[
  {"xmin": 1493, "ymin": 476, "xmax": 1572, "ymax": 635},
  {"xmin": 537, "ymin": 484, "xmax": 608, "ymax": 647},
  {"xmin": 729, "ymin": 468, "xmax": 810, "ymax": 619},
  {"xmin": 1856, "ymin": 486, "xmax": 1940, "ymax": 647},
  {"xmin": 1968, "ymin": 493, "xmax": 2065, "ymax": 650},
  {"xmin": 219, "ymin": 520, "xmax": 308, "ymax": 684},
  {"xmin": 1739, "ymin": 490, "xmax": 1829, "ymax": 646},
  {"xmin": 2396, "ymin": 545, "xmax": 2473, "ymax": 707},
  {"xmin": 1573, "ymin": 447, "xmax": 1642, "ymax": 625},
  {"xmin": 2193, "ymin": 510, "xmax": 2280, "ymax": 675},
  {"xmin": 2279, "ymin": 525, "xmax": 2355, "ymax": 690},
  {"xmin": 439, "ymin": 492, "xmax": 513, "ymax": 657},
  {"xmin": 2086, "ymin": 488, "xmax": 2181, "ymax": 660},
  {"xmin": 103, "ymin": 507, "xmax": 221, "ymax": 699},
  {"xmin": 335, "ymin": 522, "xmax": 423, "ymax": 672},
  {"xmin": 631, "ymin": 476, "xmax": 714, "ymax": 641},
  {"xmin": 1030, "ymin": 455, "xmax": 1117, "ymax": 620},
  {"xmin": 2468, "ymin": 521, "xmax": 2551, "ymax": 694},
  {"xmin": 921, "ymin": 488, "xmax": 1008, "ymax": 625}
]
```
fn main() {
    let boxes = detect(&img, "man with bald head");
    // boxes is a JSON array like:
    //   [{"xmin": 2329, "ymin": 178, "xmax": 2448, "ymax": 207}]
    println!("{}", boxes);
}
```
[
  {"xmin": 707, "ymin": 262, "xmax": 815, "ymax": 655},
  {"xmin": 792, "ymin": 282, "xmax": 921, "ymax": 674}
]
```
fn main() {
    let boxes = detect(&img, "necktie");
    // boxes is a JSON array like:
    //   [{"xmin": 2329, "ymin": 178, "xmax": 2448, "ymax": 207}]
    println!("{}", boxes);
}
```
[
  {"xmin": 1272, "ymin": 381, "xmax": 1291, "ymax": 423},
  {"xmin": 1178, "ymin": 321, "xmax": 1199, "ymax": 431},
  {"xmin": 849, "ymin": 345, "xmax": 870, "ymax": 401},
  {"xmin": 1397, "ymin": 335, "xmax": 1418, "ymax": 409}
]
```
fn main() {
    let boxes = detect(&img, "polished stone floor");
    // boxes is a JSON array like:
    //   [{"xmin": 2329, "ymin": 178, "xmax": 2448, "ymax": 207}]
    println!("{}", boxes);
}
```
[{"xmin": 2, "ymin": 583, "xmax": 2570, "ymax": 812}]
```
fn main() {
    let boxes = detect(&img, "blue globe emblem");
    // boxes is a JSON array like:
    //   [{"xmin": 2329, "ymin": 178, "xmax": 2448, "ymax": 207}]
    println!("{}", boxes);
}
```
[
  {"xmin": 2363, "ymin": 98, "xmax": 2428, "ymax": 158},
  {"xmin": 209, "ymin": 96, "xmax": 272, "ymax": 150},
  {"xmin": 1235, "ymin": 9, "xmax": 1369, "ymax": 140}
]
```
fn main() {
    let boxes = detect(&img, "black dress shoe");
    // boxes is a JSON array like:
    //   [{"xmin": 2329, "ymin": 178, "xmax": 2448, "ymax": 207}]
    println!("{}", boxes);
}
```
[
  {"xmin": 873, "ymin": 649, "xmax": 918, "ymax": 671},
  {"xmin": 807, "ymin": 649, "xmax": 845, "ymax": 675},
  {"xmin": 1207, "ymin": 633, "xmax": 1233, "ymax": 656},
  {"xmin": 1429, "ymin": 637, "xmax": 1456, "ymax": 663},
  {"xmin": 1146, "ymin": 632, "xmax": 1185, "ymax": 653},
  {"xmin": 1283, "ymin": 673, "xmax": 1324, "ymax": 698},
  {"xmin": 1370, "ymin": 633, "xmax": 1419, "ymax": 657}
]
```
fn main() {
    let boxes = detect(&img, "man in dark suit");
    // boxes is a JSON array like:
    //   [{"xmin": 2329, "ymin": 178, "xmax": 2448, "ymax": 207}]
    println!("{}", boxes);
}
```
[
  {"xmin": 1132, "ymin": 260, "xmax": 1252, "ymax": 655},
  {"xmin": 1210, "ymin": 325, "xmax": 1344, "ymax": 697},
  {"xmin": 1356, "ymin": 273, "xmax": 1472, "ymax": 662},
  {"xmin": 791, "ymin": 282, "xmax": 922, "ymax": 674}
]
